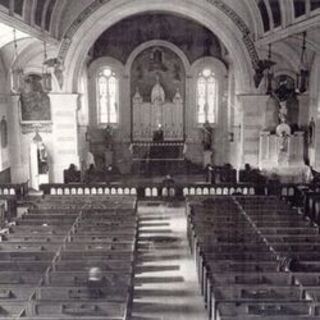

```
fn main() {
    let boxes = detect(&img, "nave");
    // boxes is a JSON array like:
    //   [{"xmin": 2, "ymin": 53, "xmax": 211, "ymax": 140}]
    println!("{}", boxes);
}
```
[
  {"xmin": 132, "ymin": 202, "xmax": 207, "ymax": 320},
  {"xmin": 2, "ymin": 190, "xmax": 320, "ymax": 319}
]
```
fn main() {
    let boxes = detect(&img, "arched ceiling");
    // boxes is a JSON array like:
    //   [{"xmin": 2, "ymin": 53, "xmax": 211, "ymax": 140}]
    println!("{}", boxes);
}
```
[
  {"xmin": 0, "ymin": 0, "xmax": 318, "ymax": 41},
  {"xmin": 0, "ymin": 0, "xmax": 319, "ymax": 48},
  {"xmin": 0, "ymin": 0, "xmax": 319, "ymax": 85},
  {"xmin": 90, "ymin": 13, "xmax": 224, "ymax": 65}
]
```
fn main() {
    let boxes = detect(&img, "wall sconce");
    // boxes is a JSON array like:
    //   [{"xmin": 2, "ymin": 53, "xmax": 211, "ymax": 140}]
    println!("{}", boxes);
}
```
[{"xmin": 229, "ymin": 132, "xmax": 234, "ymax": 142}]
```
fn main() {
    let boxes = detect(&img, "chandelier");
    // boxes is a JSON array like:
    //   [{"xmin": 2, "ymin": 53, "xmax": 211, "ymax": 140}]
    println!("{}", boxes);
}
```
[
  {"xmin": 11, "ymin": 29, "xmax": 24, "ymax": 94},
  {"xmin": 266, "ymin": 44, "xmax": 274, "ymax": 95},
  {"xmin": 296, "ymin": 31, "xmax": 308, "ymax": 94}
]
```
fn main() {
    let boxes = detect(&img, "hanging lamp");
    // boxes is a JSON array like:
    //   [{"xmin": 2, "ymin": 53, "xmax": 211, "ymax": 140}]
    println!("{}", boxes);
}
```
[
  {"xmin": 42, "ymin": 41, "xmax": 52, "ymax": 92},
  {"xmin": 296, "ymin": 32, "xmax": 308, "ymax": 94},
  {"xmin": 11, "ymin": 29, "xmax": 24, "ymax": 93}
]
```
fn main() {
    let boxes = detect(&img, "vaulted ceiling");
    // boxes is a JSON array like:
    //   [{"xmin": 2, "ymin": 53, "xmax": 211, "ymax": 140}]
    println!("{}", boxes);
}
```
[
  {"xmin": 0, "ymin": 0, "xmax": 319, "ymax": 42},
  {"xmin": 0, "ymin": 0, "xmax": 319, "ymax": 65}
]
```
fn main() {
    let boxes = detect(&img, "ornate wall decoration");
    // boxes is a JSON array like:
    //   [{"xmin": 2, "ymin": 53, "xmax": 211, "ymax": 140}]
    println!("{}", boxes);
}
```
[
  {"xmin": 58, "ymin": 0, "xmax": 111, "ymax": 62},
  {"xmin": 19, "ymin": 74, "xmax": 53, "ymax": 134},
  {"xmin": 19, "ymin": 74, "xmax": 51, "ymax": 122},
  {"xmin": 131, "ymin": 46, "xmax": 185, "ymax": 103}
]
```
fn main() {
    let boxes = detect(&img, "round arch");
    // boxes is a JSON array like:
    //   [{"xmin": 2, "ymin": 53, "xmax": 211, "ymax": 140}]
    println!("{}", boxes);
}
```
[
  {"xmin": 124, "ymin": 40, "xmax": 191, "ymax": 77},
  {"xmin": 61, "ymin": 0, "xmax": 254, "ymax": 94}
]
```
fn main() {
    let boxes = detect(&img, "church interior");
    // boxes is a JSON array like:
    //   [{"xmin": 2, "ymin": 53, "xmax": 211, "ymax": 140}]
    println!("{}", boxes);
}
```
[{"xmin": 0, "ymin": 0, "xmax": 320, "ymax": 319}]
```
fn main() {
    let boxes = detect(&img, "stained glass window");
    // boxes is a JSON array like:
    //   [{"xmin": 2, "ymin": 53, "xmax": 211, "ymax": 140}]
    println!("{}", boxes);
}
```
[
  {"xmin": 97, "ymin": 67, "xmax": 119, "ymax": 124},
  {"xmin": 196, "ymin": 69, "xmax": 217, "ymax": 124}
]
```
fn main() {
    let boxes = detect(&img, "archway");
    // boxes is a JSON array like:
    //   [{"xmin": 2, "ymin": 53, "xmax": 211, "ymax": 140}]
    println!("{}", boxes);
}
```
[{"xmin": 61, "ymin": 0, "xmax": 254, "ymax": 94}]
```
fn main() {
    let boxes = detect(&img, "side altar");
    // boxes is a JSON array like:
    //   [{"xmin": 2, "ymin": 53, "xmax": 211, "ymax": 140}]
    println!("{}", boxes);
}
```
[{"xmin": 259, "ymin": 96, "xmax": 307, "ymax": 183}]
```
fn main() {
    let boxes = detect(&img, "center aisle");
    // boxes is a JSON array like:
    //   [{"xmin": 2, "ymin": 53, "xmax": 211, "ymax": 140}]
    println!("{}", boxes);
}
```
[{"xmin": 131, "ymin": 201, "xmax": 207, "ymax": 320}]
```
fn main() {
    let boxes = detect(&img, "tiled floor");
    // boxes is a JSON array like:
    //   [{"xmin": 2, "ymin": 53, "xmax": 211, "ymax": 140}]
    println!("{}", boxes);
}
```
[{"xmin": 131, "ymin": 201, "xmax": 207, "ymax": 320}]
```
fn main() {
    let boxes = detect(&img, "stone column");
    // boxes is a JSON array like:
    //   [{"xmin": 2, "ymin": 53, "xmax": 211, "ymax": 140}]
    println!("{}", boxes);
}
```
[
  {"xmin": 237, "ymin": 94, "xmax": 269, "ymax": 168},
  {"xmin": 50, "ymin": 94, "xmax": 80, "ymax": 183},
  {"xmin": 7, "ymin": 95, "xmax": 29, "ymax": 183}
]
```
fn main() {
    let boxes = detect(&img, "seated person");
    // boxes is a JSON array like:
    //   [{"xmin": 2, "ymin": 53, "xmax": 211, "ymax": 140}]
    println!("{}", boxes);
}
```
[
  {"xmin": 240, "ymin": 163, "xmax": 252, "ymax": 183},
  {"xmin": 221, "ymin": 163, "xmax": 236, "ymax": 183},
  {"xmin": 87, "ymin": 267, "xmax": 104, "ymax": 299},
  {"xmin": 85, "ymin": 164, "xmax": 96, "ymax": 183},
  {"xmin": 162, "ymin": 174, "xmax": 175, "ymax": 187},
  {"xmin": 64, "ymin": 164, "xmax": 80, "ymax": 183}
]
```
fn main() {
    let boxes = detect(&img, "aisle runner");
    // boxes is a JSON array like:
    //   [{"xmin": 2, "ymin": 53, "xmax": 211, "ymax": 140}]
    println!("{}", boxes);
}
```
[{"xmin": 131, "ymin": 201, "xmax": 207, "ymax": 320}]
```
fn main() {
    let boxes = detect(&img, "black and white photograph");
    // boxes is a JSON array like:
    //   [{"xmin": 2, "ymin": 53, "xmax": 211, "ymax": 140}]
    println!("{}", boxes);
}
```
[{"xmin": 0, "ymin": 0, "xmax": 319, "ymax": 319}]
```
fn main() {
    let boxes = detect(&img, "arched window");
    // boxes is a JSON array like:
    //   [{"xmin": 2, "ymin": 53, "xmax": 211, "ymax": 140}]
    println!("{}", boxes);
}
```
[
  {"xmin": 97, "ymin": 67, "xmax": 119, "ymax": 125},
  {"xmin": 196, "ymin": 68, "xmax": 217, "ymax": 124}
]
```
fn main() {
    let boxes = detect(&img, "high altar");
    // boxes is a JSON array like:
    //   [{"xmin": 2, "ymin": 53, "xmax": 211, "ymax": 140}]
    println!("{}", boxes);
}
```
[
  {"xmin": 132, "ymin": 76, "xmax": 184, "ymax": 141},
  {"xmin": 131, "ymin": 76, "xmax": 184, "ymax": 165}
]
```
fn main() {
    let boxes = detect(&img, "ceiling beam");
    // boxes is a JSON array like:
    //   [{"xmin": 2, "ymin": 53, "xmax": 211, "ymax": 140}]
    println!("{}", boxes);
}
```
[
  {"xmin": 0, "ymin": 11, "xmax": 59, "ymax": 46},
  {"xmin": 256, "ymin": 13, "xmax": 320, "ymax": 47}
]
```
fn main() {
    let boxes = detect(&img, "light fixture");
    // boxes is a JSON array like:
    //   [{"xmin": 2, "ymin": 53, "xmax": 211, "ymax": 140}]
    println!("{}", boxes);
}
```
[
  {"xmin": 296, "ymin": 31, "xmax": 308, "ymax": 94},
  {"xmin": 11, "ymin": 29, "xmax": 24, "ymax": 94},
  {"xmin": 32, "ymin": 126, "xmax": 43, "ymax": 144},
  {"xmin": 42, "ymin": 41, "xmax": 52, "ymax": 92},
  {"xmin": 266, "ymin": 44, "xmax": 274, "ymax": 95}
]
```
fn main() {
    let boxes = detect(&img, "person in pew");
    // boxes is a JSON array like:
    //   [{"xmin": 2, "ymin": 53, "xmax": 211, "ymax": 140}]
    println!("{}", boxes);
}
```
[
  {"xmin": 162, "ymin": 174, "xmax": 175, "ymax": 188},
  {"xmin": 241, "ymin": 163, "xmax": 252, "ymax": 182},
  {"xmin": 64, "ymin": 164, "xmax": 81, "ymax": 183},
  {"xmin": 87, "ymin": 267, "xmax": 104, "ymax": 299},
  {"xmin": 277, "ymin": 256, "xmax": 303, "ymax": 272},
  {"xmin": 85, "ymin": 164, "xmax": 97, "ymax": 183}
]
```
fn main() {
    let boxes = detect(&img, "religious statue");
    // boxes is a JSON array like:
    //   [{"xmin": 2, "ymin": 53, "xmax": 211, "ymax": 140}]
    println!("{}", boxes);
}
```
[
  {"xmin": 173, "ymin": 88, "xmax": 182, "ymax": 104},
  {"xmin": 279, "ymin": 101, "xmax": 288, "ymax": 124},
  {"xmin": 202, "ymin": 121, "xmax": 213, "ymax": 150},
  {"xmin": 276, "ymin": 120, "xmax": 291, "ymax": 165},
  {"xmin": 308, "ymin": 117, "xmax": 315, "ymax": 147},
  {"xmin": 104, "ymin": 125, "xmax": 113, "ymax": 150},
  {"xmin": 149, "ymin": 48, "xmax": 168, "ymax": 72},
  {"xmin": 37, "ymin": 142, "xmax": 49, "ymax": 174},
  {"xmin": 151, "ymin": 75, "xmax": 165, "ymax": 104}
]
